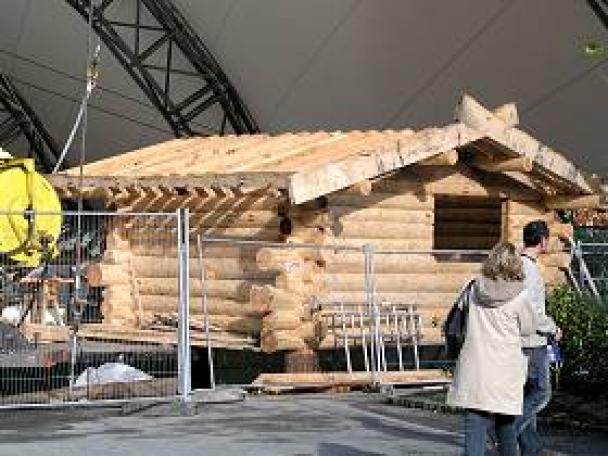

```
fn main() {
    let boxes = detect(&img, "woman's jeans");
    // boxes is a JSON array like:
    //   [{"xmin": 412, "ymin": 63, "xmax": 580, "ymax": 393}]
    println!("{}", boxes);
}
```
[
  {"xmin": 464, "ymin": 409, "xmax": 517, "ymax": 456},
  {"xmin": 515, "ymin": 346, "xmax": 552, "ymax": 456}
]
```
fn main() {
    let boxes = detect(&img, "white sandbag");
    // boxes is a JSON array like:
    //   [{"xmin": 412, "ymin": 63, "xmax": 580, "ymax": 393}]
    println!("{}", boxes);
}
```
[
  {"xmin": 1, "ymin": 306, "xmax": 21, "ymax": 325},
  {"xmin": 74, "ymin": 362, "xmax": 153, "ymax": 388}
]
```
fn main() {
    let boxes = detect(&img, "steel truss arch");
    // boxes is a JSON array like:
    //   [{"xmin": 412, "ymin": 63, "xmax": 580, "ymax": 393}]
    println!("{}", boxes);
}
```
[
  {"xmin": 66, "ymin": 0, "xmax": 259, "ymax": 136},
  {"xmin": 0, "ymin": 73, "xmax": 60, "ymax": 172},
  {"xmin": 586, "ymin": 0, "xmax": 608, "ymax": 30}
]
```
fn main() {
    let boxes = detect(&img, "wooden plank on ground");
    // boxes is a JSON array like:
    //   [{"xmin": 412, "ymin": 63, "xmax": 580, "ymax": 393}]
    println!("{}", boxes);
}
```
[{"xmin": 252, "ymin": 370, "xmax": 451, "ymax": 388}]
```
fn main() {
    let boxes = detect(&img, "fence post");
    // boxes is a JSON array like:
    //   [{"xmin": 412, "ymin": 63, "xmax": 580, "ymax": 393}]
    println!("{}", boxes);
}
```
[
  {"xmin": 197, "ymin": 234, "xmax": 215, "ymax": 390},
  {"xmin": 363, "ymin": 243, "xmax": 378, "ymax": 387},
  {"xmin": 177, "ymin": 208, "xmax": 192, "ymax": 414},
  {"xmin": 575, "ymin": 240, "xmax": 601, "ymax": 300}
]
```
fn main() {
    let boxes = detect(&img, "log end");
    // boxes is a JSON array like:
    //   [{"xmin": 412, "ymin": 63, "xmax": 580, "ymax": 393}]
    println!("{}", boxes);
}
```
[
  {"xmin": 86, "ymin": 263, "xmax": 102, "ymax": 287},
  {"xmin": 260, "ymin": 330, "xmax": 307, "ymax": 353}
]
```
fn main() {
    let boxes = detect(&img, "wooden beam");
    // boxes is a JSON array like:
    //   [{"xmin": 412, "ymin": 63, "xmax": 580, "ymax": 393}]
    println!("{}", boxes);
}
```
[
  {"xmin": 454, "ymin": 94, "xmax": 594, "ymax": 194},
  {"xmin": 252, "ymin": 370, "xmax": 450, "ymax": 387},
  {"xmin": 47, "ymin": 172, "xmax": 291, "ymax": 194},
  {"xmin": 472, "ymin": 156, "xmax": 533, "ymax": 173},
  {"xmin": 454, "ymin": 94, "xmax": 516, "ymax": 134},
  {"xmin": 492, "ymin": 103, "xmax": 519, "ymax": 127},
  {"xmin": 545, "ymin": 194, "xmax": 602, "ymax": 209},
  {"xmin": 489, "ymin": 129, "xmax": 594, "ymax": 193},
  {"xmin": 417, "ymin": 149, "xmax": 459, "ymax": 166},
  {"xmin": 345, "ymin": 179, "xmax": 372, "ymax": 196},
  {"xmin": 287, "ymin": 123, "xmax": 482, "ymax": 204}
]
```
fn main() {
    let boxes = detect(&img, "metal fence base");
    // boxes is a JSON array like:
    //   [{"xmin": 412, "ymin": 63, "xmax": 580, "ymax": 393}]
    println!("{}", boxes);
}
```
[{"xmin": 177, "ymin": 397, "xmax": 196, "ymax": 416}]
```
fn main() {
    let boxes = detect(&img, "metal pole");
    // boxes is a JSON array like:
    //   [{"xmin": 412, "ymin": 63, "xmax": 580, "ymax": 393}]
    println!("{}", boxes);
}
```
[
  {"xmin": 382, "ymin": 311, "xmax": 388, "ymax": 372},
  {"xmin": 68, "ymin": 329, "xmax": 78, "ymax": 398},
  {"xmin": 177, "ymin": 208, "xmax": 192, "ymax": 413},
  {"xmin": 363, "ymin": 244, "xmax": 378, "ymax": 386},
  {"xmin": 359, "ymin": 309, "xmax": 369, "ymax": 372},
  {"xmin": 197, "ymin": 234, "xmax": 215, "ymax": 390},
  {"xmin": 410, "ymin": 305, "xmax": 420, "ymax": 371},
  {"xmin": 373, "ymin": 298, "xmax": 382, "ymax": 376},
  {"xmin": 394, "ymin": 306, "xmax": 403, "ymax": 372},
  {"xmin": 340, "ymin": 302, "xmax": 352, "ymax": 375}
]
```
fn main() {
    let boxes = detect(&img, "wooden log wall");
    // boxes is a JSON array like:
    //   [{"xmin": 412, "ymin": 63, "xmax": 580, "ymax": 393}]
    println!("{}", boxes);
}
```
[
  {"xmin": 255, "ymin": 202, "xmax": 331, "ymax": 353},
  {"xmin": 95, "ymin": 229, "xmax": 140, "ymax": 326},
  {"xmin": 279, "ymin": 168, "xmax": 573, "ymax": 346},
  {"xmin": 320, "ymin": 176, "xmax": 445, "ymax": 344},
  {"xmin": 85, "ymin": 167, "xmax": 573, "ymax": 351},
  {"xmin": 88, "ymin": 191, "xmax": 285, "ymax": 342}
]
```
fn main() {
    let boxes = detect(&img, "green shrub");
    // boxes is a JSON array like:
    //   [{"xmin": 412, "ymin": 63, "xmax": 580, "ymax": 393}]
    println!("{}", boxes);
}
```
[{"xmin": 547, "ymin": 286, "xmax": 608, "ymax": 396}]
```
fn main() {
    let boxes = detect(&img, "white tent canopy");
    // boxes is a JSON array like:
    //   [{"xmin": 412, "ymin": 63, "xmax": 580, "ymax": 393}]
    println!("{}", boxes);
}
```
[{"xmin": 0, "ymin": 0, "xmax": 606, "ymax": 175}]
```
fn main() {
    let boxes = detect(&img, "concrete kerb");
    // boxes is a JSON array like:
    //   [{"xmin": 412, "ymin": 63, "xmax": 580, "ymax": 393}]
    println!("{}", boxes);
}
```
[{"xmin": 384, "ymin": 389, "xmax": 608, "ymax": 433}]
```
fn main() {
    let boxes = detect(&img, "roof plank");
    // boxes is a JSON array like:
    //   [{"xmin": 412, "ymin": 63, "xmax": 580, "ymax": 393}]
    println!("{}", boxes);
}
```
[
  {"xmin": 48, "ymin": 172, "xmax": 292, "ymax": 193},
  {"xmin": 490, "ymin": 128, "xmax": 594, "ymax": 193},
  {"xmin": 57, "ymin": 95, "xmax": 596, "ymax": 205},
  {"xmin": 287, "ymin": 123, "xmax": 482, "ymax": 204}
]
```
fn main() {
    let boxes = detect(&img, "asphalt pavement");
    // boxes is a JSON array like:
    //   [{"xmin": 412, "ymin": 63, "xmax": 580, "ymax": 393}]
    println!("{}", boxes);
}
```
[{"xmin": 0, "ymin": 393, "xmax": 605, "ymax": 455}]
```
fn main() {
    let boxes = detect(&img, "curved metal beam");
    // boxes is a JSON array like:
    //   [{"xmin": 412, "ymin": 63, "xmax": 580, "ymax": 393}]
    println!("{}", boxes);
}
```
[
  {"xmin": 0, "ymin": 73, "xmax": 60, "ymax": 172},
  {"xmin": 65, "ymin": 0, "xmax": 259, "ymax": 136},
  {"xmin": 587, "ymin": 0, "xmax": 608, "ymax": 30}
]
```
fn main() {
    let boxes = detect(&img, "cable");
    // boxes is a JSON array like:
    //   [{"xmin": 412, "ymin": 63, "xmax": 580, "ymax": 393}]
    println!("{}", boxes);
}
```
[
  {"xmin": 523, "ymin": 0, "xmax": 608, "ymax": 114},
  {"xmin": 522, "ymin": 57, "xmax": 608, "ymax": 114},
  {"xmin": 0, "ymin": 48, "xmax": 154, "ymax": 110},
  {"xmin": 12, "ymin": 76, "xmax": 175, "ymax": 134},
  {"xmin": 0, "ymin": 48, "xmax": 218, "ymax": 134},
  {"xmin": 69, "ymin": 0, "xmax": 101, "ymax": 337},
  {"xmin": 267, "ymin": 0, "xmax": 362, "ymax": 128},
  {"xmin": 52, "ymin": 42, "xmax": 101, "ymax": 173},
  {"xmin": 382, "ymin": 0, "xmax": 516, "ymax": 128}
]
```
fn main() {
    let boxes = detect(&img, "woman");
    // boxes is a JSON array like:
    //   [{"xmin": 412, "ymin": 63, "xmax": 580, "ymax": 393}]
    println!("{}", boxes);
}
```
[{"xmin": 447, "ymin": 242, "xmax": 537, "ymax": 456}]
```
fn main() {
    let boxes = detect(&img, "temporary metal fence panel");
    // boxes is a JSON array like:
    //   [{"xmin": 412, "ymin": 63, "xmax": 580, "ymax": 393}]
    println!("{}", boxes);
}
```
[
  {"xmin": 194, "ymin": 236, "xmax": 372, "ymax": 386},
  {"xmin": 369, "ymin": 248, "xmax": 488, "ymax": 380},
  {"xmin": 577, "ymin": 242, "xmax": 608, "ymax": 300},
  {"xmin": 572, "ymin": 227, "xmax": 608, "ymax": 300},
  {"xmin": 0, "ymin": 210, "xmax": 187, "ymax": 408},
  {"xmin": 192, "ymin": 236, "xmax": 490, "ymax": 389}
]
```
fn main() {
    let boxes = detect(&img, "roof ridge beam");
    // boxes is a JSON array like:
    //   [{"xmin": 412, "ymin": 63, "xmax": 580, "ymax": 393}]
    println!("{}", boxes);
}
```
[{"xmin": 454, "ymin": 93, "xmax": 594, "ymax": 194}]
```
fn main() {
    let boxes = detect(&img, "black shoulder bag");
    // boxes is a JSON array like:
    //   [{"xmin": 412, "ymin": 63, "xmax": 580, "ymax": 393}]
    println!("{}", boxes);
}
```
[{"xmin": 443, "ymin": 278, "xmax": 476, "ymax": 359}]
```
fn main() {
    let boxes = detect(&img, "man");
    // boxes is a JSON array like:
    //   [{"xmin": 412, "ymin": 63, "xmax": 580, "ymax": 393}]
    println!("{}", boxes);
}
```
[{"xmin": 517, "ymin": 220, "xmax": 561, "ymax": 456}]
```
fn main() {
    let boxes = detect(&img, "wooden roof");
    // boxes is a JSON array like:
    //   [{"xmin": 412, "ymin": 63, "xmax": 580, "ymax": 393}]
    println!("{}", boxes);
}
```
[{"xmin": 49, "ymin": 95, "xmax": 600, "ymax": 205}]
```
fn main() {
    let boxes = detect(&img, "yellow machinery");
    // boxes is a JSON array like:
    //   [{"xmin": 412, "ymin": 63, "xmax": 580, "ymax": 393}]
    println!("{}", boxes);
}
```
[{"xmin": 0, "ymin": 150, "xmax": 62, "ymax": 267}]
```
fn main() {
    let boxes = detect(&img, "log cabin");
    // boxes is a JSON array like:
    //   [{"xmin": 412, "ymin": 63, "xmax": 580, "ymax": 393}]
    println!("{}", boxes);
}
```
[{"xmin": 47, "ymin": 94, "xmax": 606, "ymax": 354}]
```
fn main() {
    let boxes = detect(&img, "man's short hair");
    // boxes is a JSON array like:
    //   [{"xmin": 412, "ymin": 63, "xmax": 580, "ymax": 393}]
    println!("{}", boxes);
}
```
[{"xmin": 523, "ymin": 220, "xmax": 550, "ymax": 247}]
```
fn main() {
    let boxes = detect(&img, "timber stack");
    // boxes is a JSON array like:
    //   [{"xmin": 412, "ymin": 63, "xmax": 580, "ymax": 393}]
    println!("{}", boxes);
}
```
[{"xmin": 48, "ymin": 94, "xmax": 604, "ymax": 353}]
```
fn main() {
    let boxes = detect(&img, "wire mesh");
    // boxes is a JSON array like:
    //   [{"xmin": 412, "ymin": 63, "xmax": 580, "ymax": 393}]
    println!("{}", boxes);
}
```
[
  {"xmin": 193, "ymin": 235, "xmax": 367, "ymax": 385},
  {"xmin": 0, "ymin": 211, "xmax": 181, "ymax": 407},
  {"xmin": 369, "ymin": 249, "xmax": 487, "ymax": 374},
  {"xmin": 0, "ymin": 207, "xmax": 500, "ymax": 403},
  {"xmin": 192, "ymin": 236, "xmax": 486, "ymax": 387},
  {"xmin": 579, "ymin": 243, "xmax": 608, "ymax": 299}
]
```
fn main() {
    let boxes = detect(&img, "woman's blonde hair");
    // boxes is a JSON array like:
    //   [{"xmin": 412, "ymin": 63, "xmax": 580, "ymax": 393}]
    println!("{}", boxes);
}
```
[{"xmin": 481, "ymin": 241, "xmax": 525, "ymax": 281}]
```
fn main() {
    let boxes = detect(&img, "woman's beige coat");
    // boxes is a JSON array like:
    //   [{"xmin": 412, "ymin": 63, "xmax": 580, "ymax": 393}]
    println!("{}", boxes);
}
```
[{"xmin": 447, "ymin": 277, "xmax": 537, "ymax": 416}]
